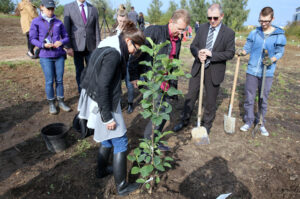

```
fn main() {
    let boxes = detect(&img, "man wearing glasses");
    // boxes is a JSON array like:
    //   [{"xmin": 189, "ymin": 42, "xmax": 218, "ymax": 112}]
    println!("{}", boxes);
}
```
[
  {"xmin": 237, "ymin": 7, "xmax": 286, "ymax": 136},
  {"xmin": 174, "ymin": 3, "xmax": 235, "ymax": 134},
  {"xmin": 129, "ymin": 9, "xmax": 190, "ymax": 150}
]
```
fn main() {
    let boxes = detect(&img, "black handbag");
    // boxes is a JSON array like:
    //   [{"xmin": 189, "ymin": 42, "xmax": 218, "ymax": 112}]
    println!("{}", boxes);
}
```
[{"xmin": 33, "ymin": 22, "xmax": 54, "ymax": 59}]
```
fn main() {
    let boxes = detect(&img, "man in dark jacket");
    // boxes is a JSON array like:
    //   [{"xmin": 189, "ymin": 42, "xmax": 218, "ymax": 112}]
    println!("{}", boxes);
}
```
[
  {"xmin": 64, "ymin": 0, "xmax": 101, "ymax": 93},
  {"xmin": 173, "ymin": 4, "xmax": 235, "ymax": 134},
  {"xmin": 129, "ymin": 9, "xmax": 190, "ymax": 150}
]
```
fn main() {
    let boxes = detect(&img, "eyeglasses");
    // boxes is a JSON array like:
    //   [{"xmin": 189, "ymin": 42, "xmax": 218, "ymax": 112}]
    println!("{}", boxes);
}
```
[
  {"xmin": 258, "ymin": 20, "xmax": 271, "ymax": 24},
  {"xmin": 131, "ymin": 40, "xmax": 141, "ymax": 56},
  {"xmin": 207, "ymin": 16, "xmax": 219, "ymax": 21}
]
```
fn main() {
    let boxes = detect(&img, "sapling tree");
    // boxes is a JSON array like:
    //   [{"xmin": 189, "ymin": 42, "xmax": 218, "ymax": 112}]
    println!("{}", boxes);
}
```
[{"xmin": 127, "ymin": 37, "xmax": 191, "ymax": 193}]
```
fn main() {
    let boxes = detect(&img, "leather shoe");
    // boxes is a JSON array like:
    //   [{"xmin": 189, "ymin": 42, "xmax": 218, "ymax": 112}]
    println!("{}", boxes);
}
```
[
  {"xmin": 127, "ymin": 103, "xmax": 133, "ymax": 114},
  {"xmin": 173, "ymin": 121, "xmax": 188, "ymax": 132}
]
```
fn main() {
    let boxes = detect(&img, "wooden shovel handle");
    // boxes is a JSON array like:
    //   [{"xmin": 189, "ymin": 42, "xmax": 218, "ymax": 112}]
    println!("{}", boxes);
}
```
[
  {"xmin": 198, "ymin": 60, "xmax": 205, "ymax": 125},
  {"xmin": 229, "ymin": 56, "xmax": 240, "ymax": 116}
]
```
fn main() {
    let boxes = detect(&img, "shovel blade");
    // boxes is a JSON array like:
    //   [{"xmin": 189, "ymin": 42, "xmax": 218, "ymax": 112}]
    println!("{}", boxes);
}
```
[
  {"xmin": 224, "ymin": 114, "xmax": 236, "ymax": 134},
  {"xmin": 191, "ymin": 126, "xmax": 210, "ymax": 145}
]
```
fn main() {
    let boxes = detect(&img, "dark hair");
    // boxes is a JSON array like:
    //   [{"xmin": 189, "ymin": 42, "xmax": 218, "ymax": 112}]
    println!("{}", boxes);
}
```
[
  {"xmin": 171, "ymin": 9, "xmax": 191, "ymax": 25},
  {"xmin": 260, "ymin": 7, "xmax": 274, "ymax": 18},
  {"xmin": 121, "ymin": 21, "xmax": 145, "ymax": 46}
]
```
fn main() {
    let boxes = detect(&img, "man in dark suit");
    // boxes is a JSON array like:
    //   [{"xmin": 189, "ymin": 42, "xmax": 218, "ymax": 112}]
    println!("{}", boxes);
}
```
[
  {"xmin": 64, "ymin": 0, "xmax": 101, "ymax": 93},
  {"xmin": 174, "ymin": 3, "xmax": 235, "ymax": 134}
]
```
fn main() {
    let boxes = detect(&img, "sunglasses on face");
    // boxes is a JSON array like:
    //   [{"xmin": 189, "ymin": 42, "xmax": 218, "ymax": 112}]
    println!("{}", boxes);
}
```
[
  {"xmin": 207, "ymin": 16, "xmax": 219, "ymax": 21},
  {"xmin": 131, "ymin": 40, "xmax": 142, "ymax": 56}
]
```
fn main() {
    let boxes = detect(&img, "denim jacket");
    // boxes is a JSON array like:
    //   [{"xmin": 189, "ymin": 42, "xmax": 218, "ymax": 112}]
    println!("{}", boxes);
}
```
[
  {"xmin": 243, "ymin": 26, "xmax": 286, "ymax": 77},
  {"xmin": 29, "ymin": 15, "xmax": 69, "ymax": 58}
]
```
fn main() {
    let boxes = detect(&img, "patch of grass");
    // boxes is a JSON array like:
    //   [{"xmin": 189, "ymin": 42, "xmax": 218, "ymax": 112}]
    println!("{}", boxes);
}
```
[
  {"xmin": 75, "ymin": 139, "xmax": 91, "ymax": 158},
  {"xmin": 0, "ymin": 14, "xmax": 19, "ymax": 19},
  {"xmin": 249, "ymin": 139, "xmax": 262, "ymax": 147},
  {"xmin": 0, "ymin": 60, "xmax": 38, "ymax": 68},
  {"xmin": 65, "ymin": 58, "xmax": 75, "ymax": 72}
]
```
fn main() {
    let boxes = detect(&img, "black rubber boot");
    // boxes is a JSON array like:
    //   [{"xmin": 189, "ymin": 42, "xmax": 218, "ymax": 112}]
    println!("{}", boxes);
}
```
[
  {"xmin": 127, "ymin": 103, "xmax": 133, "ymax": 114},
  {"xmin": 48, "ymin": 99, "xmax": 57, "ymax": 115},
  {"xmin": 96, "ymin": 145, "xmax": 113, "ymax": 178},
  {"xmin": 57, "ymin": 97, "xmax": 71, "ymax": 112},
  {"xmin": 79, "ymin": 119, "xmax": 88, "ymax": 139},
  {"xmin": 113, "ymin": 151, "xmax": 140, "ymax": 196}
]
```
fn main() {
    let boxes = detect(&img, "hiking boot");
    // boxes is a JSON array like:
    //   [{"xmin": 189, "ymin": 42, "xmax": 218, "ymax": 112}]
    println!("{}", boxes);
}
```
[
  {"xmin": 48, "ymin": 99, "xmax": 57, "ymax": 115},
  {"xmin": 260, "ymin": 126, "xmax": 269, "ymax": 137},
  {"xmin": 240, "ymin": 124, "xmax": 250, "ymax": 132},
  {"xmin": 57, "ymin": 97, "xmax": 71, "ymax": 112}
]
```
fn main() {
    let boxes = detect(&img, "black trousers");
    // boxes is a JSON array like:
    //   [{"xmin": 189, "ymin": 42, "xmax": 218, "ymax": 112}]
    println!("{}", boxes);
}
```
[
  {"xmin": 74, "ymin": 49, "xmax": 92, "ymax": 93},
  {"xmin": 182, "ymin": 66, "xmax": 220, "ymax": 130},
  {"xmin": 26, "ymin": 32, "xmax": 35, "ymax": 54}
]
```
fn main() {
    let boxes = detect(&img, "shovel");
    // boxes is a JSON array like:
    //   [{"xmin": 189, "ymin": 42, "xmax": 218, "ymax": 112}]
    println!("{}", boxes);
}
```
[
  {"xmin": 224, "ymin": 56, "xmax": 240, "ymax": 134},
  {"xmin": 252, "ymin": 49, "xmax": 268, "ymax": 138},
  {"xmin": 191, "ymin": 60, "xmax": 210, "ymax": 145}
]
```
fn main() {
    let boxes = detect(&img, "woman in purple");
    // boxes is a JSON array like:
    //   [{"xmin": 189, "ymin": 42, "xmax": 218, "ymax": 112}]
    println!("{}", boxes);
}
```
[{"xmin": 29, "ymin": 0, "xmax": 71, "ymax": 115}]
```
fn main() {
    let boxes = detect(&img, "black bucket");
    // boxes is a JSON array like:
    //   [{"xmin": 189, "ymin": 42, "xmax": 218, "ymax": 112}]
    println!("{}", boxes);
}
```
[{"xmin": 41, "ymin": 123, "xmax": 69, "ymax": 153}]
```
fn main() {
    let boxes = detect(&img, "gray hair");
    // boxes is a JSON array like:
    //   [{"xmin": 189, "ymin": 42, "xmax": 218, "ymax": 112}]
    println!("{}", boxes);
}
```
[{"xmin": 208, "ymin": 3, "xmax": 223, "ymax": 14}]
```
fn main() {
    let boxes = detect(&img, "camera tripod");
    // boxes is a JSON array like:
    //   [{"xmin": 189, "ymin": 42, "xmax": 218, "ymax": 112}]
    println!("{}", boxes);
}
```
[{"xmin": 100, "ymin": 7, "xmax": 110, "ymax": 38}]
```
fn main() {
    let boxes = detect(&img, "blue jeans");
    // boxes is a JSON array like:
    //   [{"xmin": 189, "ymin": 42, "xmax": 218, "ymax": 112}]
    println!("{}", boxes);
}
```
[
  {"xmin": 125, "ymin": 64, "xmax": 134, "ymax": 103},
  {"xmin": 40, "ymin": 56, "xmax": 65, "ymax": 100},
  {"xmin": 243, "ymin": 74, "xmax": 273, "ymax": 126},
  {"xmin": 74, "ymin": 50, "xmax": 91, "ymax": 93},
  {"xmin": 101, "ymin": 134, "xmax": 128, "ymax": 154}
]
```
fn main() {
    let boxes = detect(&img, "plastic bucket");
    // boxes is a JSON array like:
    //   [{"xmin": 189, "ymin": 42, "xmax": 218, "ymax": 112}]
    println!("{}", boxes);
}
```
[{"xmin": 41, "ymin": 123, "xmax": 69, "ymax": 153}]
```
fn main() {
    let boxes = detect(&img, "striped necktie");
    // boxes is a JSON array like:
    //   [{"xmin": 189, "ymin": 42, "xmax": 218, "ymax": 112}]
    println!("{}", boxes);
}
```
[{"xmin": 204, "ymin": 27, "xmax": 215, "ymax": 68}]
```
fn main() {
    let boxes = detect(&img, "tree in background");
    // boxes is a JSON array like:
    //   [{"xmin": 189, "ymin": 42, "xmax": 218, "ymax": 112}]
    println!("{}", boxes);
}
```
[
  {"xmin": 221, "ymin": 0, "xmax": 249, "ymax": 31},
  {"xmin": 90, "ymin": 0, "xmax": 115, "ymax": 26},
  {"xmin": 189, "ymin": 0, "xmax": 209, "ymax": 25},
  {"xmin": 0, "ymin": 0, "xmax": 15, "ymax": 14},
  {"xmin": 31, "ymin": 0, "xmax": 59, "ymax": 8},
  {"xmin": 54, "ymin": 5, "xmax": 64, "ymax": 18},
  {"xmin": 125, "ymin": 0, "xmax": 132, "ymax": 12},
  {"xmin": 160, "ymin": 1, "xmax": 178, "ymax": 25},
  {"xmin": 180, "ymin": 0, "xmax": 189, "ymax": 10},
  {"xmin": 147, "ymin": 0, "xmax": 163, "ymax": 25}
]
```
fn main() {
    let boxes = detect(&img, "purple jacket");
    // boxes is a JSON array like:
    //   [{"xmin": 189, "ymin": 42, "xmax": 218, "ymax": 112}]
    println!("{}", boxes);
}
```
[{"xmin": 29, "ymin": 15, "xmax": 69, "ymax": 58}]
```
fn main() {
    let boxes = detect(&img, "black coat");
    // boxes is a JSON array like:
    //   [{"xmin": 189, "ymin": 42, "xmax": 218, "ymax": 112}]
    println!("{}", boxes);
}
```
[
  {"xmin": 80, "ymin": 47, "xmax": 122, "ymax": 122},
  {"xmin": 190, "ymin": 23, "xmax": 235, "ymax": 85},
  {"xmin": 129, "ymin": 24, "xmax": 182, "ymax": 82}
]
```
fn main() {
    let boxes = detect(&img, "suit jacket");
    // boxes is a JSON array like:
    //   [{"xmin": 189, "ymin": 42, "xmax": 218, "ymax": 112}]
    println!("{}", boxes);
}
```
[
  {"xmin": 190, "ymin": 23, "xmax": 235, "ymax": 85},
  {"xmin": 64, "ymin": 1, "xmax": 100, "ymax": 51}
]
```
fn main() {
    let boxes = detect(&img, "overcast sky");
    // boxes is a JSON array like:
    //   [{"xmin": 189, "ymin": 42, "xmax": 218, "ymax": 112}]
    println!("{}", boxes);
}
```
[{"xmin": 16, "ymin": 0, "xmax": 299, "ymax": 26}]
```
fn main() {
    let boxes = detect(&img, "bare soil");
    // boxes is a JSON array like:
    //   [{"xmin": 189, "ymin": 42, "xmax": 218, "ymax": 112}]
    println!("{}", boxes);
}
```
[{"xmin": 0, "ymin": 16, "xmax": 299, "ymax": 199}]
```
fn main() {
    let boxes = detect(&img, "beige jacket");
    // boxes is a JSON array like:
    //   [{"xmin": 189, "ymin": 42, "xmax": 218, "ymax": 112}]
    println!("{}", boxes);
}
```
[{"xmin": 17, "ymin": 0, "xmax": 38, "ymax": 34}]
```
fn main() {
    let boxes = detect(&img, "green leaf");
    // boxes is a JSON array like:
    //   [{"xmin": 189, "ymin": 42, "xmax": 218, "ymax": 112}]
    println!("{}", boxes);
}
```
[
  {"xmin": 165, "ymin": 75, "xmax": 177, "ymax": 81},
  {"xmin": 161, "ymin": 113, "xmax": 170, "ymax": 121},
  {"xmin": 146, "ymin": 183, "xmax": 151, "ymax": 189},
  {"xmin": 139, "ymin": 60, "xmax": 152, "ymax": 67},
  {"xmin": 155, "ymin": 149, "xmax": 161, "ymax": 155},
  {"xmin": 146, "ymin": 71, "xmax": 154, "ymax": 80},
  {"xmin": 146, "ymin": 37, "xmax": 154, "ymax": 47},
  {"xmin": 172, "ymin": 69, "xmax": 185, "ymax": 76},
  {"xmin": 161, "ymin": 131, "xmax": 173, "ymax": 138},
  {"xmin": 154, "ymin": 156, "xmax": 161, "ymax": 166},
  {"xmin": 131, "ymin": 166, "xmax": 140, "ymax": 174},
  {"xmin": 165, "ymin": 104, "xmax": 172, "ymax": 114},
  {"xmin": 164, "ymin": 156, "xmax": 174, "ymax": 162},
  {"xmin": 152, "ymin": 115, "xmax": 163, "ymax": 126},
  {"xmin": 137, "ymin": 80, "xmax": 148, "ymax": 86},
  {"xmin": 185, "ymin": 73, "xmax": 192, "ymax": 78},
  {"xmin": 140, "ymin": 165, "xmax": 154, "ymax": 178},
  {"xmin": 139, "ymin": 88, "xmax": 147, "ymax": 94},
  {"xmin": 143, "ymin": 90, "xmax": 153, "ymax": 99},
  {"xmin": 142, "ymin": 102, "xmax": 152, "ymax": 109},
  {"xmin": 140, "ymin": 45, "xmax": 153, "ymax": 56},
  {"xmin": 141, "ymin": 110, "xmax": 152, "ymax": 119},
  {"xmin": 156, "ymin": 176, "xmax": 160, "ymax": 184},
  {"xmin": 134, "ymin": 148, "xmax": 141, "ymax": 156},
  {"xmin": 145, "ymin": 156, "xmax": 151, "ymax": 163},
  {"xmin": 167, "ymin": 87, "xmax": 182, "ymax": 96},
  {"xmin": 139, "ymin": 142, "xmax": 149, "ymax": 149},
  {"xmin": 155, "ymin": 164, "xmax": 165, "ymax": 172},
  {"xmin": 137, "ymin": 154, "xmax": 146, "ymax": 163},
  {"xmin": 156, "ymin": 54, "xmax": 167, "ymax": 60},
  {"xmin": 164, "ymin": 162, "xmax": 172, "ymax": 168},
  {"xmin": 127, "ymin": 155, "xmax": 136, "ymax": 162},
  {"xmin": 136, "ymin": 178, "xmax": 146, "ymax": 183},
  {"xmin": 171, "ymin": 59, "xmax": 181, "ymax": 67},
  {"xmin": 156, "ymin": 40, "xmax": 170, "ymax": 52}
]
